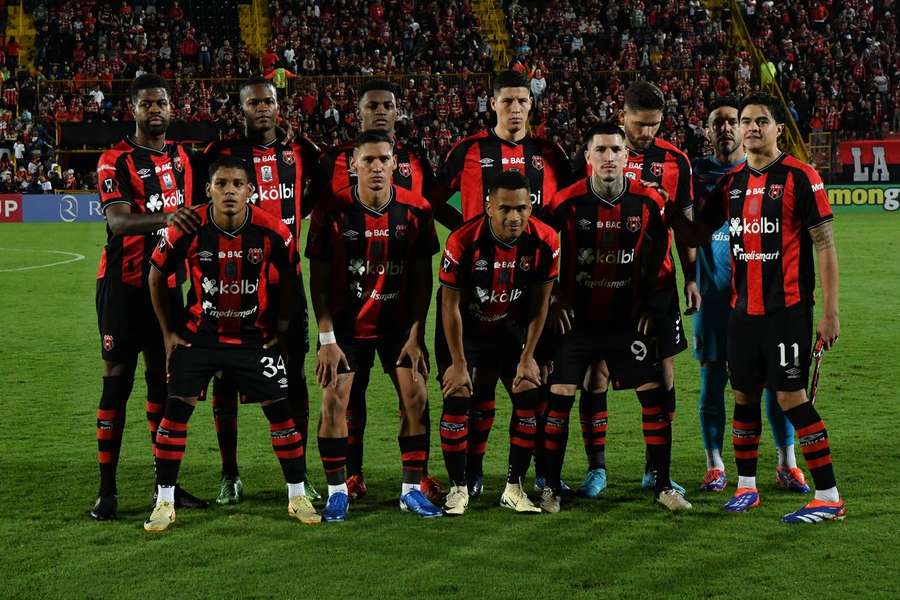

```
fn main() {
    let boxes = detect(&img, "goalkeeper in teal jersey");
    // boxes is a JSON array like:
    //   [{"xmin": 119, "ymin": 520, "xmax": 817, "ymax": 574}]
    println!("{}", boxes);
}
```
[{"xmin": 692, "ymin": 97, "xmax": 809, "ymax": 494}]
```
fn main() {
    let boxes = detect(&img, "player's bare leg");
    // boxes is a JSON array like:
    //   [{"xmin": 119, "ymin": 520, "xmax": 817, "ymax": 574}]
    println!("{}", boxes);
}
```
[{"xmin": 318, "ymin": 373, "xmax": 354, "ymax": 522}]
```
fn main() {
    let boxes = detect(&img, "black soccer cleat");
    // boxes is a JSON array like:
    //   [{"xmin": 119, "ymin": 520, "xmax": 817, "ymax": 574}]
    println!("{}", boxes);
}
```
[
  {"xmin": 90, "ymin": 495, "xmax": 118, "ymax": 521},
  {"xmin": 152, "ymin": 484, "xmax": 210, "ymax": 509}
]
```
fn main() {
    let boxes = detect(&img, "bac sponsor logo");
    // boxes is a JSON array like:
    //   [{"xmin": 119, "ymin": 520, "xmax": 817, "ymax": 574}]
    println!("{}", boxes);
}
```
[
  {"xmin": 595, "ymin": 220, "xmax": 622, "ymax": 230},
  {"xmin": 501, "ymin": 157, "xmax": 525, "ymax": 167},
  {"xmin": 493, "ymin": 260, "xmax": 516, "ymax": 269},
  {"xmin": 827, "ymin": 185, "xmax": 899, "ymax": 211},
  {"xmin": 746, "ymin": 186, "xmax": 766, "ymax": 196},
  {"xmin": 146, "ymin": 189, "xmax": 185, "ymax": 213},
  {"xmin": 576, "ymin": 248, "xmax": 634, "ymax": 265},
  {"xmin": 218, "ymin": 250, "xmax": 243, "ymax": 259},
  {"xmin": 365, "ymin": 228, "xmax": 390, "ymax": 238},
  {"xmin": 731, "ymin": 244, "xmax": 780, "ymax": 262},
  {"xmin": 253, "ymin": 154, "xmax": 277, "ymax": 163},
  {"xmin": 348, "ymin": 259, "xmax": 405, "ymax": 276},
  {"xmin": 474, "ymin": 286, "xmax": 523, "ymax": 304},
  {"xmin": 728, "ymin": 217, "xmax": 780, "ymax": 236},
  {"xmin": 202, "ymin": 276, "xmax": 259, "ymax": 295}
]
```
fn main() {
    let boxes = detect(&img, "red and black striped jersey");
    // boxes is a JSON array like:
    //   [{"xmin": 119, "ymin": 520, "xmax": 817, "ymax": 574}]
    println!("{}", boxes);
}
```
[
  {"xmin": 202, "ymin": 136, "xmax": 319, "ymax": 240},
  {"xmin": 96, "ymin": 137, "xmax": 196, "ymax": 288},
  {"xmin": 543, "ymin": 177, "xmax": 667, "ymax": 325},
  {"xmin": 305, "ymin": 185, "xmax": 440, "ymax": 339},
  {"xmin": 435, "ymin": 129, "xmax": 571, "ymax": 222},
  {"xmin": 624, "ymin": 137, "xmax": 693, "ymax": 287},
  {"xmin": 314, "ymin": 140, "xmax": 433, "ymax": 206},
  {"xmin": 439, "ymin": 215, "xmax": 559, "ymax": 336},
  {"xmin": 699, "ymin": 153, "xmax": 833, "ymax": 316},
  {"xmin": 150, "ymin": 203, "xmax": 298, "ymax": 347}
]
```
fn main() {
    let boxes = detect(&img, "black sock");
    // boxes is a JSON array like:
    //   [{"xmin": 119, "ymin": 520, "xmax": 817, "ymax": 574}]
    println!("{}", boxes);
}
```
[
  {"xmin": 346, "ymin": 368, "xmax": 369, "ymax": 477},
  {"xmin": 784, "ymin": 401, "xmax": 837, "ymax": 491},
  {"xmin": 155, "ymin": 398, "xmax": 195, "ymax": 487},
  {"xmin": 212, "ymin": 376, "xmax": 240, "ymax": 479},
  {"xmin": 541, "ymin": 392, "xmax": 575, "ymax": 492},
  {"xmin": 96, "ymin": 375, "xmax": 133, "ymax": 497},
  {"xmin": 287, "ymin": 352, "xmax": 309, "ymax": 458},
  {"xmin": 466, "ymin": 383, "xmax": 496, "ymax": 477},
  {"xmin": 636, "ymin": 387, "xmax": 672, "ymax": 495},
  {"xmin": 399, "ymin": 434, "xmax": 428, "ymax": 485},
  {"xmin": 318, "ymin": 436, "xmax": 348, "ymax": 486},
  {"xmin": 732, "ymin": 402, "xmax": 762, "ymax": 479}
]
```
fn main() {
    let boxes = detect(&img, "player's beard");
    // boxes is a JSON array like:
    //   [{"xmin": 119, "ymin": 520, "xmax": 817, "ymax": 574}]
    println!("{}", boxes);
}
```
[{"xmin": 142, "ymin": 118, "xmax": 169, "ymax": 137}]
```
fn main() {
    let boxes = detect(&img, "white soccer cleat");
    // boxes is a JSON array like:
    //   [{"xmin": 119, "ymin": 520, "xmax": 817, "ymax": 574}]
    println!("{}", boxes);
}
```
[
  {"xmin": 443, "ymin": 485, "xmax": 469, "ymax": 516},
  {"xmin": 539, "ymin": 486, "xmax": 561, "ymax": 513},
  {"xmin": 657, "ymin": 488, "xmax": 693, "ymax": 512},
  {"xmin": 500, "ymin": 482, "xmax": 541, "ymax": 513}
]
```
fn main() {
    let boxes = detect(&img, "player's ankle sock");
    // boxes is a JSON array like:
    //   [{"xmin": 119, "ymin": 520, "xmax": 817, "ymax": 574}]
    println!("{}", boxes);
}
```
[
  {"xmin": 784, "ymin": 402, "xmax": 838, "ymax": 492},
  {"xmin": 637, "ymin": 387, "xmax": 672, "ymax": 494},
  {"xmin": 401, "ymin": 482, "xmax": 419, "ymax": 496},
  {"xmin": 287, "ymin": 481, "xmax": 306, "ymax": 499},
  {"xmin": 508, "ymin": 388, "xmax": 540, "ymax": 483},
  {"xmin": 439, "ymin": 395, "xmax": 470, "ymax": 486},
  {"xmin": 705, "ymin": 448, "xmax": 726, "ymax": 471},
  {"xmin": 96, "ymin": 375, "xmax": 133, "ymax": 497},
  {"xmin": 732, "ymin": 402, "xmax": 762, "ymax": 480},
  {"xmin": 144, "ymin": 370, "xmax": 166, "ymax": 453},
  {"xmin": 345, "ymin": 369, "xmax": 369, "ymax": 477},
  {"xmin": 814, "ymin": 486, "xmax": 840, "ymax": 503},
  {"xmin": 262, "ymin": 400, "xmax": 305, "ymax": 484},
  {"xmin": 212, "ymin": 378, "xmax": 240, "ymax": 479},
  {"xmin": 578, "ymin": 390, "xmax": 608, "ymax": 470},
  {"xmin": 542, "ymin": 392, "xmax": 575, "ymax": 491},
  {"xmin": 157, "ymin": 485, "xmax": 175, "ymax": 504},
  {"xmin": 318, "ymin": 436, "xmax": 348, "ymax": 486},
  {"xmin": 737, "ymin": 476, "xmax": 757, "ymax": 489},
  {"xmin": 699, "ymin": 364, "xmax": 728, "ymax": 460},
  {"xmin": 776, "ymin": 445, "xmax": 799, "ymax": 469},
  {"xmin": 328, "ymin": 483, "xmax": 348, "ymax": 496},
  {"xmin": 286, "ymin": 361, "xmax": 310, "ymax": 456},
  {"xmin": 466, "ymin": 385, "xmax": 496, "ymax": 475},
  {"xmin": 154, "ymin": 398, "xmax": 195, "ymax": 488},
  {"xmin": 399, "ymin": 434, "xmax": 428, "ymax": 485},
  {"xmin": 764, "ymin": 387, "xmax": 796, "ymax": 450}
]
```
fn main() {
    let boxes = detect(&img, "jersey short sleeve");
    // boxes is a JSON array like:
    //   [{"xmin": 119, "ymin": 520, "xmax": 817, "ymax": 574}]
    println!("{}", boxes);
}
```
[
  {"xmin": 438, "ymin": 231, "xmax": 467, "ymax": 289},
  {"xmin": 794, "ymin": 166, "xmax": 833, "ymax": 230},
  {"xmin": 150, "ymin": 225, "xmax": 190, "ymax": 274},
  {"xmin": 97, "ymin": 151, "xmax": 133, "ymax": 211},
  {"xmin": 673, "ymin": 151, "xmax": 694, "ymax": 211},
  {"xmin": 536, "ymin": 225, "xmax": 560, "ymax": 283}
]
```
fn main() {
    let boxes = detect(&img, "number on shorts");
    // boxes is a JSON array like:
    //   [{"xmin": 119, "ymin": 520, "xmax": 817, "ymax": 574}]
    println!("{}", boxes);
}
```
[
  {"xmin": 778, "ymin": 342, "xmax": 800, "ymax": 368},
  {"xmin": 631, "ymin": 341, "xmax": 648, "ymax": 362},
  {"xmin": 260, "ymin": 355, "xmax": 287, "ymax": 378}
]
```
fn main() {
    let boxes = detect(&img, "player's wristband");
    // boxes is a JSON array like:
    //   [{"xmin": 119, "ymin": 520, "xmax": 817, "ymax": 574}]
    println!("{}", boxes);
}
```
[{"xmin": 319, "ymin": 331, "xmax": 337, "ymax": 346}]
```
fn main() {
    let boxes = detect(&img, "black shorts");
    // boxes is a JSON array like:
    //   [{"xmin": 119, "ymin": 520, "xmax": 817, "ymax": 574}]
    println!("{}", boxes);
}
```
[
  {"xmin": 327, "ymin": 330, "xmax": 416, "ymax": 375},
  {"xmin": 550, "ymin": 326, "xmax": 663, "ymax": 390},
  {"xmin": 727, "ymin": 304, "xmax": 813, "ymax": 392},
  {"xmin": 96, "ymin": 278, "xmax": 182, "ymax": 363},
  {"xmin": 435, "ymin": 327, "xmax": 526, "ymax": 381},
  {"xmin": 651, "ymin": 284, "xmax": 688, "ymax": 359},
  {"xmin": 169, "ymin": 345, "xmax": 289, "ymax": 402}
]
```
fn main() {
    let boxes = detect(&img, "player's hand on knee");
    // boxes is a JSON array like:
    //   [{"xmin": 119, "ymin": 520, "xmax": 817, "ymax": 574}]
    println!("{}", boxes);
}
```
[
  {"xmin": 817, "ymin": 313, "xmax": 840, "ymax": 350},
  {"xmin": 684, "ymin": 280, "xmax": 701, "ymax": 313},
  {"xmin": 397, "ymin": 338, "xmax": 428, "ymax": 382},
  {"xmin": 513, "ymin": 355, "xmax": 541, "ymax": 391},
  {"xmin": 164, "ymin": 332, "xmax": 191, "ymax": 375},
  {"xmin": 441, "ymin": 362, "xmax": 472, "ymax": 398},
  {"xmin": 316, "ymin": 344, "xmax": 348, "ymax": 389},
  {"xmin": 166, "ymin": 207, "xmax": 202, "ymax": 234}
]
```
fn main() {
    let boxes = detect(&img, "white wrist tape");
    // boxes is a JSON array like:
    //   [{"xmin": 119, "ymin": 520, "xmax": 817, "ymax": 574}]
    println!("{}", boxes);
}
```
[{"xmin": 319, "ymin": 331, "xmax": 337, "ymax": 346}]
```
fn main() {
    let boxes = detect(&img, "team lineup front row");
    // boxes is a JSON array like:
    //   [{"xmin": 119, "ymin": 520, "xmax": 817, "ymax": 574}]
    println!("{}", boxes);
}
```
[{"xmin": 89, "ymin": 72, "xmax": 845, "ymax": 531}]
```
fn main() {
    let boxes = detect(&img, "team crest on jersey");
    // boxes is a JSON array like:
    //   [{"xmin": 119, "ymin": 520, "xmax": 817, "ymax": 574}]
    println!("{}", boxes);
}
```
[
  {"xmin": 627, "ymin": 216, "xmax": 642, "ymax": 233},
  {"xmin": 103, "ymin": 335, "xmax": 114, "ymax": 351},
  {"xmin": 768, "ymin": 184, "xmax": 783, "ymax": 199},
  {"xmin": 398, "ymin": 162, "xmax": 412, "ymax": 178},
  {"xmin": 651, "ymin": 162, "xmax": 664, "ymax": 177},
  {"xmin": 519, "ymin": 256, "xmax": 531, "ymax": 271},
  {"xmin": 261, "ymin": 165, "xmax": 273, "ymax": 182},
  {"xmin": 162, "ymin": 173, "xmax": 174, "ymax": 189},
  {"xmin": 531, "ymin": 155, "xmax": 544, "ymax": 171},
  {"xmin": 248, "ymin": 247, "xmax": 263, "ymax": 264},
  {"xmin": 282, "ymin": 151, "xmax": 295, "ymax": 166},
  {"xmin": 395, "ymin": 224, "xmax": 408, "ymax": 239},
  {"xmin": 172, "ymin": 156, "xmax": 183, "ymax": 173}
]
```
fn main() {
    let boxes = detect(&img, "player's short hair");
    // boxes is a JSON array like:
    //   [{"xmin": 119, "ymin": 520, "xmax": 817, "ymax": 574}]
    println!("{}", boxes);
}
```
[
  {"xmin": 584, "ymin": 122, "xmax": 626, "ymax": 145},
  {"xmin": 239, "ymin": 76, "xmax": 276, "ymax": 98},
  {"xmin": 359, "ymin": 79, "xmax": 397, "ymax": 99},
  {"xmin": 623, "ymin": 81, "xmax": 665, "ymax": 112},
  {"xmin": 353, "ymin": 129, "xmax": 395, "ymax": 152},
  {"xmin": 707, "ymin": 95, "xmax": 741, "ymax": 116},
  {"xmin": 492, "ymin": 70, "xmax": 530, "ymax": 95},
  {"xmin": 208, "ymin": 155, "xmax": 252, "ymax": 182},
  {"xmin": 489, "ymin": 169, "xmax": 531, "ymax": 198},
  {"xmin": 739, "ymin": 93, "xmax": 786, "ymax": 124},
  {"xmin": 130, "ymin": 73, "xmax": 171, "ymax": 103}
]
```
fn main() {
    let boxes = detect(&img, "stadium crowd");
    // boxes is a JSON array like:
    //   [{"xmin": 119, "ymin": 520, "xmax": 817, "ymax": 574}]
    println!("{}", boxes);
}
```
[{"xmin": 0, "ymin": 0, "xmax": 896, "ymax": 190}]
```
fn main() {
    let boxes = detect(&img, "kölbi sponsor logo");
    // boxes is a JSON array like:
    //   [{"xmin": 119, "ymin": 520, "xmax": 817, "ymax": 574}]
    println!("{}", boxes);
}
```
[
  {"xmin": 475, "ymin": 286, "xmax": 523, "ymax": 304},
  {"xmin": 729, "ymin": 217, "xmax": 780, "ymax": 236},
  {"xmin": 348, "ymin": 259, "xmax": 405, "ymax": 276},
  {"xmin": 146, "ymin": 189, "xmax": 185, "ymax": 212},
  {"xmin": 251, "ymin": 183, "xmax": 294, "ymax": 204},
  {"xmin": 202, "ymin": 276, "xmax": 259, "ymax": 295},
  {"xmin": 577, "ymin": 248, "xmax": 634, "ymax": 265}
]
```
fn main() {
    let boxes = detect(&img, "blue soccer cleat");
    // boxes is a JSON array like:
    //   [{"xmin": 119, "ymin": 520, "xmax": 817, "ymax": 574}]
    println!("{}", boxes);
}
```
[
  {"xmin": 577, "ymin": 468, "xmax": 608, "ymax": 498},
  {"xmin": 467, "ymin": 474, "xmax": 484, "ymax": 499},
  {"xmin": 400, "ymin": 489, "xmax": 443, "ymax": 518},
  {"xmin": 699, "ymin": 468, "xmax": 728, "ymax": 492},
  {"xmin": 723, "ymin": 487, "xmax": 761, "ymax": 512},
  {"xmin": 781, "ymin": 499, "xmax": 846, "ymax": 524},
  {"xmin": 642, "ymin": 471, "xmax": 685, "ymax": 495},
  {"xmin": 776, "ymin": 467, "xmax": 811, "ymax": 494},
  {"xmin": 323, "ymin": 492, "xmax": 349, "ymax": 522}
]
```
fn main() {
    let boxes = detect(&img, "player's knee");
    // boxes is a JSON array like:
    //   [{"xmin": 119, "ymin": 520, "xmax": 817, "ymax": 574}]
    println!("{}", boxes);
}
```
[
  {"xmin": 169, "ymin": 395, "xmax": 199, "ymax": 407},
  {"xmin": 776, "ymin": 389, "xmax": 807, "ymax": 410},
  {"xmin": 661, "ymin": 357, "xmax": 675, "ymax": 388},
  {"xmin": 550, "ymin": 383, "xmax": 578, "ymax": 396},
  {"xmin": 103, "ymin": 359, "xmax": 136, "ymax": 378},
  {"xmin": 512, "ymin": 379, "xmax": 538, "ymax": 394}
]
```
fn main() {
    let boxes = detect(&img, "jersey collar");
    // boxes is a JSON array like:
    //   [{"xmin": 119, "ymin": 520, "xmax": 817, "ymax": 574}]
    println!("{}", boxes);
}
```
[
  {"xmin": 352, "ymin": 185, "xmax": 395, "ymax": 216},
  {"xmin": 125, "ymin": 135, "xmax": 168, "ymax": 155},
  {"xmin": 210, "ymin": 204, "xmax": 250, "ymax": 238},
  {"xmin": 746, "ymin": 152, "xmax": 785, "ymax": 175},
  {"xmin": 490, "ymin": 128, "xmax": 529, "ymax": 147},
  {"xmin": 485, "ymin": 216, "xmax": 523, "ymax": 249},
  {"xmin": 589, "ymin": 176, "xmax": 629, "ymax": 207}
]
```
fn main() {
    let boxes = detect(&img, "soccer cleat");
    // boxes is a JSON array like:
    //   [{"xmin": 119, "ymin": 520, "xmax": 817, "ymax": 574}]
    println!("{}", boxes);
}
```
[
  {"xmin": 657, "ymin": 488, "xmax": 693, "ymax": 512},
  {"xmin": 174, "ymin": 484, "xmax": 209, "ymax": 509},
  {"xmin": 577, "ymin": 468, "xmax": 608, "ymax": 498},
  {"xmin": 90, "ymin": 495, "xmax": 118, "ymax": 521},
  {"xmin": 443, "ymin": 485, "xmax": 469, "ymax": 516},
  {"xmin": 533, "ymin": 476, "xmax": 573, "ymax": 494},
  {"xmin": 420, "ymin": 474, "xmax": 449, "ymax": 504},
  {"xmin": 215, "ymin": 477, "xmax": 244, "ymax": 505},
  {"xmin": 776, "ymin": 467, "xmax": 811, "ymax": 494},
  {"xmin": 322, "ymin": 492, "xmax": 350, "ymax": 522},
  {"xmin": 144, "ymin": 501, "xmax": 176, "ymax": 532},
  {"xmin": 500, "ymin": 483, "xmax": 541, "ymax": 513},
  {"xmin": 781, "ymin": 498, "xmax": 846, "ymax": 524},
  {"xmin": 399, "ymin": 489, "xmax": 443, "ymax": 518},
  {"xmin": 642, "ymin": 471, "xmax": 685, "ymax": 495},
  {"xmin": 289, "ymin": 494, "xmax": 323, "ymax": 524},
  {"xmin": 699, "ymin": 469, "xmax": 728, "ymax": 492},
  {"xmin": 723, "ymin": 487, "xmax": 761, "ymax": 512},
  {"xmin": 467, "ymin": 474, "xmax": 484, "ymax": 499},
  {"xmin": 303, "ymin": 478, "xmax": 322, "ymax": 502},
  {"xmin": 346, "ymin": 475, "xmax": 368, "ymax": 501},
  {"xmin": 539, "ymin": 487, "xmax": 560, "ymax": 513}
]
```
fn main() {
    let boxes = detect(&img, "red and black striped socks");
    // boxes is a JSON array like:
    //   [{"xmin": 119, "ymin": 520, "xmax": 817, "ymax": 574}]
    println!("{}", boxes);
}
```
[
  {"xmin": 318, "ymin": 436, "xmax": 348, "ymax": 486},
  {"xmin": 732, "ymin": 402, "xmax": 762, "ymax": 488},
  {"xmin": 96, "ymin": 375, "xmax": 133, "ymax": 497},
  {"xmin": 785, "ymin": 401, "xmax": 838, "ymax": 498},
  {"xmin": 399, "ymin": 434, "xmax": 428, "ymax": 485},
  {"xmin": 507, "ymin": 388, "xmax": 540, "ymax": 483},
  {"xmin": 637, "ymin": 387, "xmax": 672, "ymax": 495},
  {"xmin": 440, "ymin": 395, "xmax": 470, "ymax": 486},
  {"xmin": 466, "ymin": 386, "xmax": 496, "ymax": 477},
  {"xmin": 154, "ymin": 398, "xmax": 195, "ymax": 488},
  {"xmin": 261, "ymin": 400, "xmax": 305, "ymax": 484},
  {"xmin": 579, "ymin": 391, "xmax": 608, "ymax": 470}
]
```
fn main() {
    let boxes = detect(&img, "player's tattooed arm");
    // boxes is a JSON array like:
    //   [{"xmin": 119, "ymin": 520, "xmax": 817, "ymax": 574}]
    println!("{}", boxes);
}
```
[{"xmin": 811, "ymin": 221, "xmax": 840, "ymax": 349}]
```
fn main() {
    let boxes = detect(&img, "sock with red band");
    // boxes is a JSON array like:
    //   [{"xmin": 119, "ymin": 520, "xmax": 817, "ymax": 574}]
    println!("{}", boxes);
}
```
[
  {"xmin": 154, "ymin": 398, "xmax": 195, "ymax": 487},
  {"xmin": 784, "ymin": 401, "xmax": 838, "ymax": 494},
  {"xmin": 261, "ymin": 400, "xmax": 305, "ymax": 484},
  {"xmin": 508, "ymin": 388, "xmax": 540, "ymax": 483},
  {"xmin": 732, "ymin": 402, "xmax": 762, "ymax": 485},
  {"xmin": 399, "ymin": 434, "xmax": 428, "ymax": 485},
  {"xmin": 579, "ymin": 391, "xmax": 608, "ymax": 470},
  {"xmin": 637, "ymin": 387, "xmax": 672, "ymax": 495},
  {"xmin": 440, "ymin": 395, "xmax": 470, "ymax": 486},
  {"xmin": 318, "ymin": 436, "xmax": 348, "ymax": 486},
  {"xmin": 96, "ymin": 375, "xmax": 133, "ymax": 497},
  {"xmin": 467, "ymin": 385, "xmax": 496, "ymax": 477},
  {"xmin": 541, "ymin": 392, "xmax": 575, "ymax": 492}
]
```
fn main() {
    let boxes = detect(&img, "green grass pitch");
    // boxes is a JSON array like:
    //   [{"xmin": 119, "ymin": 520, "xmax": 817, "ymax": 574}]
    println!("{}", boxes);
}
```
[{"xmin": 1, "ymin": 212, "xmax": 898, "ymax": 598}]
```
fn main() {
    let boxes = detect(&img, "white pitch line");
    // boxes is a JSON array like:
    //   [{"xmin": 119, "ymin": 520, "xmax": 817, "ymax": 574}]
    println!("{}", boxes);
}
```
[{"xmin": 0, "ymin": 248, "xmax": 86, "ymax": 272}]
